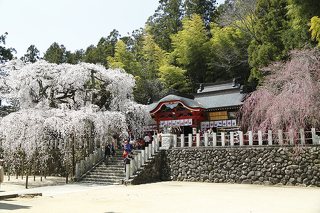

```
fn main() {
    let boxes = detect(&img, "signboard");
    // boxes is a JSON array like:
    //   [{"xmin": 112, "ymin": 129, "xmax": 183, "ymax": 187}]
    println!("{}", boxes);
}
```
[
  {"xmin": 192, "ymin": 128, "xmax": 197, "ymax": 134},
  {"xmin": 222, "ymin": 120, "xmax": 227, "ymax": 127},
  {"xmin": 201, "ymin": 120, "xmax": 238, "ymax": 130},
  {"xmin": 159, "ymin": 119, "xmax": 193, "ymax": 127}
]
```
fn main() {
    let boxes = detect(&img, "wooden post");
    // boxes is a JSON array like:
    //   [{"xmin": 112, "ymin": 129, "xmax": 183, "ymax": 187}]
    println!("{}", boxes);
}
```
[
  {"xmin": 173, "ymin": 134, "xmax": 177, "ymax": 148},
  {"xmin": 149, "ymin": 144, "xmax": 152, "ymax": 158},
  {"xmin": 196, "ymin": 133, "xmax": 200, "ymax": 147},
  {"xmin": 230, "ymin": 132, "xmax": 234, "ymax": 146},
  {"xmin": 248, "ymin": 131, "xmax": 253, "ymax": 146},
  {"xmin": 126, "ymin": 164, "xmax": 130, "ymax": 180},
  {"xmin": 151, "ymin": 141, "xmax": 155, "ymax": 155},
  {"xmin": 268, "ymin": 130, "xmax": 273, "ymax": 145},
  {"xmin": 212, "ymin": 132, "xmax": 217, "ymax": 147},
  {"xmin": 153, "ymin": 137, "xmax": 157, "ymax": 153},
  {"xmin": 258, "ymin": 130, "xmax": 263, "ymax": 145},
  {"xmin": 188, "ymin": 134, "xmax": 192, "ymax": 147},
  {"xmin": 278, "ymin": 130, "xmax": 283, "ymax": 145},
  {"xmin": 239, "ymin": 131, "xmax": 244, "ymax": 146},
  {"xmin": 134, "ymin": 157, "xmax": 138, "ymax": 173},
  {"xmin": 311, "ymin": 128, "xmax": 318, "ymax": 145},
  {"xmin": 181, "ymin": 134, "xmax": 185, "ymax": 148},
  {"xmin": 300, "ymin": 129, "xmax": 305, "ymax": 145},
  {"xmin": 137, "ymin": 153, "xmax": 141, "ymax": 169},
  {"xmin": 221, "ymin": 132, "xmax": 225, "ymax": 146},
  {"xmin": 154, "ymin": 140, "xmax": 157, "ymax": 153},
  {"xmin": 289, "ymin": 129, "xmax": 294, "ymax": 145},
  {"xmin": 145, "ymin": 146, "xmax": 148, "ymax": 161},
  {"xmin": 141, "ymin": 150, "xmax": 145, "ymax": 166},
  {"xmin": 204, "ymin": 132, "xmax": 208, "ymax": 147},
  {"xmin": 129, "ymin": 159, "xmax": 134, "ymax": 177}
]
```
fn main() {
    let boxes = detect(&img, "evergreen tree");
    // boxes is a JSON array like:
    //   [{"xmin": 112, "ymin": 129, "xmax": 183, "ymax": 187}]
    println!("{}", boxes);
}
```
[
  {"xmin": 0, "ymin": 32, "xmax": 15, "ymax": 63},
  {"xmin": 43, "ymin": 42, "xmax": 66, "ymax": 64},
  {"xmin": 83, "ymin": 29, "xmax": 121, "ymax": 67},
  {"xmin": 184, "ymin": 0, "xmax": 217, "ymax": 26},
  {"xmin": 248, "ymin": 0, "xmax": 289, "ymax": 80},
  {"xmin": 147, "ymin": 0, "xmax": 183, "ymax": 51},
  {"xmin": 21, "ymin": 45, "xmax": 40, "ymax": 63}
]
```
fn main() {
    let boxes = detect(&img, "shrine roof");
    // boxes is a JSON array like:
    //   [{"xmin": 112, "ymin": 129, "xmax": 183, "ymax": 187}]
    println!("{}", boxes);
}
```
[
  {"xmin": 148, "ymin": 94, "xmax": 204, "ymax": 112},
  {"xmin": 194, "ymin": 91, "xmax": 245, "ymax": 110},
  {"xmin": 148, "ymin": 81, "xmax": 246, "ymax": 112}
]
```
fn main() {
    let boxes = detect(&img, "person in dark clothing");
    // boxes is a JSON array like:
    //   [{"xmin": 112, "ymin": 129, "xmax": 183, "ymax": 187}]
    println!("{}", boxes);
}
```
[
  {"xmin": 104, "ymin": 143, "xmax": 111, "ymax": 164},
  {"xmin": 110, "ymin": 143, "xmax": 115, "ymax": 157}
]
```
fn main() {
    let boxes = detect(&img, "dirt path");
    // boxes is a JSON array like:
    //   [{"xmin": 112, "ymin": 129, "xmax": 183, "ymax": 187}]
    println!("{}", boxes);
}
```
[{"xmin": 1, "ymin": 181, "xmax": 320, "ymax": 213}]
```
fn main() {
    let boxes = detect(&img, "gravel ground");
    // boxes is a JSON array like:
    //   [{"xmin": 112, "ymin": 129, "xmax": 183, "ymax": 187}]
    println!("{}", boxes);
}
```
[{"xmin": 0, "ymin": 178, "xmax": 320, "ymax": 213}]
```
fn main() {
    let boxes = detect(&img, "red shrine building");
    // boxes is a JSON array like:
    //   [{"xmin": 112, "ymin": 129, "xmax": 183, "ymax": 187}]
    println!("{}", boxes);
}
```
[{"xmin": 147, "ymin": 80, "xmax": 246, "ymax": 134}]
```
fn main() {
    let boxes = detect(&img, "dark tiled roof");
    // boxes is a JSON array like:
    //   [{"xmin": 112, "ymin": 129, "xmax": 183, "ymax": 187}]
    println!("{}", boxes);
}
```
[
  {"xmin": 194, "ymin": 91, "xmax": 245, "ymax": 110},
  {"xmin": 195, "ymin": 81, "xmax": 245, "ymax": 109},
  {"xmin": 199, "ymin": 82, "xmax": 238, "ymax": 93}
]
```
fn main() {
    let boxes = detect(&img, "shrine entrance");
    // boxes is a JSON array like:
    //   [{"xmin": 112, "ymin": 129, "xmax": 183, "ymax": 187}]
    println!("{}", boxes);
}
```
[{"xmin": 149, "ymin": 95, "xmax": 206, "ymax": 133}]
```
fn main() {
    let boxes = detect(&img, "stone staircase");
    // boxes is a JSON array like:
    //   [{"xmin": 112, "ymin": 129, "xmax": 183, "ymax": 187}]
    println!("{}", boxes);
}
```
[{"xmin": 79, "ymin": 150, "xmax": 125, "ymax": 185}]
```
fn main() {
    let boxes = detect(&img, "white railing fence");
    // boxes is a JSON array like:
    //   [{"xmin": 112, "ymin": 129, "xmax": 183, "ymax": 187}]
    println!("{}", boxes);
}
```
[
  {"xmin": 124, "ymin": 128, "xmax": 320, "ymax": 182},
  {"xmin": 174, "ymin": 128, "xmax": 320, "ymax": 148},
  {"xmin": 75, "ymin": 147, "xmax": 104, "ymax": 180},
  {"xmin": 125, "ymin": 134, "xmax": 161, "ymax": 181}
]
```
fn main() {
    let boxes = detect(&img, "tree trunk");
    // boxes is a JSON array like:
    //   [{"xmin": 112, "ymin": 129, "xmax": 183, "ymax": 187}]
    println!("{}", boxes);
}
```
[
  {"xmin": 25, "ymin": 173, "xmax": 29, "ymax": 189},
  {"xmin": 72, "ymin": 138, "xmax": 75, "ymax": 177}
]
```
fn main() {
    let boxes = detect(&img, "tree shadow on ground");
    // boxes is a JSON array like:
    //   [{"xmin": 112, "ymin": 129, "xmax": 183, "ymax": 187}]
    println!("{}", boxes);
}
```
[{"xmin": 0, "ymin": 201, "xmax": 30, "ymax": 210}]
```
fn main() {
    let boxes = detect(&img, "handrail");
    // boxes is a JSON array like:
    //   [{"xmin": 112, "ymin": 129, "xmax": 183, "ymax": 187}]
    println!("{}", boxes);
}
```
[{"xmin": 75, "ymin": 147, "xmax": 104, "ymax": 181}]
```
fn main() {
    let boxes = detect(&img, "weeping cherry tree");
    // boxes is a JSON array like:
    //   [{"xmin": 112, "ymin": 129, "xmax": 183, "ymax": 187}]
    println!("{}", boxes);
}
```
[
  {"xmin": 239, "ymin": 49, "xmax": 320, "ymax": 132},
  {"xmin": 0, "ymin": 60, "xmax": 152, "ymax": 183}
]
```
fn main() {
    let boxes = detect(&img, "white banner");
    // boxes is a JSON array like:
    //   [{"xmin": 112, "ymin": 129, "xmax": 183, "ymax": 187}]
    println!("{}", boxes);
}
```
[{"xmin": 159, "ymin": 119, "xmax": 193, "ymax": 127}]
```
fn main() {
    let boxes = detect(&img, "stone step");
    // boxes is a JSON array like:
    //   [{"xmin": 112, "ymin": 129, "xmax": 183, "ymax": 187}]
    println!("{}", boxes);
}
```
[
  {"xmin": 86, "ymin": 171, "xmax": 125, "ymax": 175},
  {"xmin": 101, "ymin": 163, "xmax": 125, "ymax": 167},
  {"xmin": 98, "ymin": 161, "xmax": 123, "ymax": 164},
  {"xmin": 94, "ymin": 166, "xmax": 124, "ymax": 170},
  {"xmin": 85, "ymin": 174, "xmax": 125, "ymax": 179},
  {"xmin": 81, "ymin": 175, "xmax": 124, "ymax": 180},
  {"xmin": 88, "ymin": 170, "xmax": 125, "ymax": 176},
  {"xmin": 82, "ymin": 177, "xmax": 124, "ymax": 182},
  {"xmin": 80, "ymin": 180, "xmax": 122, "ymax": 185},
  {"xmin": 79, "ymin": 151, "xmax": 128, "ymax": 185},
  {"xmin": 94, "ymin": 167, "xmax": 124, "ymax": 171},
  {"xmin": 95, "ymin": 164, "xmax": 124, "ymax": 170}
]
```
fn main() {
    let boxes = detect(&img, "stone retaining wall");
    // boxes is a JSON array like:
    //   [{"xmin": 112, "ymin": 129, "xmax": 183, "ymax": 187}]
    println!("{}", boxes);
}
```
[
  {"xmin": 130, "ymin": 152, "xmax": 163, "ymax": 185},
  {"xmin": 160, "ymin": 146, "xmax": 320, "ymax": 186}
]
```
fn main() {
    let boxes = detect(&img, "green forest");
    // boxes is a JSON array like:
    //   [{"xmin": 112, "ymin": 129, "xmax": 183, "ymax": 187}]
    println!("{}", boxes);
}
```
[{"xmin": 1, "ymin": 0, "xmax": 320, "ymax": 105}]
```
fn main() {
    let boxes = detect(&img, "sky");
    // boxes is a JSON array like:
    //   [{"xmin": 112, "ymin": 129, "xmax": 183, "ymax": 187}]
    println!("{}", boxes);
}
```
[{"xmin": 0, "ymin": 0, "xmax": 225, "ymax": 57}]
